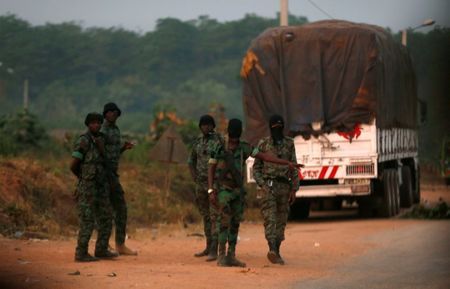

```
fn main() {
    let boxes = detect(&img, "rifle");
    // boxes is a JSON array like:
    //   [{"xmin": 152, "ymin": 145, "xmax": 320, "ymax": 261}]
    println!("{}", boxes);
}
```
[
  {"xmin": 86, "ymin": 132, "xmax": 116, "ymax": 191},
  {"xmin": 220, "ymin": 148, "xmax": 246, "ymax": 196}
]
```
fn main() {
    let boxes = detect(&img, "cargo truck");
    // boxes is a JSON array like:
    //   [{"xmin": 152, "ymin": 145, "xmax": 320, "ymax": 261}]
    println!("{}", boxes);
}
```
[{"xmin": 241, "ymin": 20, "xmax": 420, "ymax": 218}]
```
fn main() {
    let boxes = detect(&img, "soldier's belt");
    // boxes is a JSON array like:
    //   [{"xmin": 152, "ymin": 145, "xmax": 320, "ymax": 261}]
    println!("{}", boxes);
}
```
[{"xmin": 265, "ymin": 177, "xmax": 291, "ymax": 184}]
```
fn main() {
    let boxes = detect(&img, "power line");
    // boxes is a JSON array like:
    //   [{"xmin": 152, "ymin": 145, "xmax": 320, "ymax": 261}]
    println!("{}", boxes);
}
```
[{"xmin": 307, "ymin": 0, "xmax": 335, "ymax": 19}]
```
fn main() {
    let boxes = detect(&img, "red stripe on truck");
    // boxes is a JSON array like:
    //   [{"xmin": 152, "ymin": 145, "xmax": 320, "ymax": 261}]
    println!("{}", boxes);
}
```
[
  {"xmin": 318, "ymin": 166, "xmax": 329, "ymax": 179},
  {"xmin": 328, "ymin": 165, "xmax": 339, "ymax": 179}
]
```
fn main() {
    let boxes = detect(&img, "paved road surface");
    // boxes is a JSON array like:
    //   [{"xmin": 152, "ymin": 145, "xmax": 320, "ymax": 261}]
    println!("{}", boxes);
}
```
[{"xmin": 294, "ymin": 220, "xmax": 450, "ymax": 289}]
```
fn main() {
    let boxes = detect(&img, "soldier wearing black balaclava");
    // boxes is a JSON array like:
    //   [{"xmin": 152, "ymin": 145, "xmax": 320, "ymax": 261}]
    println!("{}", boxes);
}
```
[{"xmin": 252, "ymin": 114, "xmax": 300, "ymax": 265}]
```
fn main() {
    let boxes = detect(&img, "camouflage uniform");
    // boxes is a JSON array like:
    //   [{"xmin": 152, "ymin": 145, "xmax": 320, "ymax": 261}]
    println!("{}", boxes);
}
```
[
  {"xmin": 188, "ymin": 132, "xmax": 223, "ymax": 244},
  {"xmin": 209, "ymin": 140, "xmax": 253, "ymax": 257},
  {"xmin": 72, "ymin": 132, "xmax": 112, "ymax": 256},
  {"xmin": 252, "ymin": 136, "xmax": 299, "ymax": 245},
  {"xmin": 101, "ymin": 123, "xmax": 128, "ymax": 245}
]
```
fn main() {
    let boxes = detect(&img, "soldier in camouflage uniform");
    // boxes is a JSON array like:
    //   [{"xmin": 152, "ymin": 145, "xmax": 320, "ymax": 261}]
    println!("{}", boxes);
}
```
[
  {"xmin": 70, "ymin": 112, "xmax": 118, "ymax": 262},
  {"xmin": 101, "ymin": 102, "xmax": 137, "ymax": 255},
  {"xmin": 253, "ymin": 115, "xmax": 300, "ymax": 265},
  {"xmin": 188, "ymin": 115, "xmax": 223, "ymax": 260},
  {"xmin": 208, "ymin": 119, "xmax": 252, "ymax": 267},
  {"xmin": 208, "ymin": 119, "xmax": 301, "ymax": 267}
]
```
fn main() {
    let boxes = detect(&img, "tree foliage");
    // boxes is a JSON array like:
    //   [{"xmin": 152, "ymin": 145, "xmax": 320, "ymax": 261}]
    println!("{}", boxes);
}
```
[{"xmin": 0, "ymin": 14, "xmax": 448, "ymax": 160}]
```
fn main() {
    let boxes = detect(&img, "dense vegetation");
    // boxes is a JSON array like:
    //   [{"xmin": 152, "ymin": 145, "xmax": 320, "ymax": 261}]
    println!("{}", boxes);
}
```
[{"xmin": 0, "ymin": 14, "xmax": 448, "ymax": 162}]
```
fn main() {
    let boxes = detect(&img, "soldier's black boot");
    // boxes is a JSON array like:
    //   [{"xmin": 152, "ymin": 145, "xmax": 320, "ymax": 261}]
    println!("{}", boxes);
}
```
[
  {"xmin": 226, "ymin": 246, "xmax": 246, "ymax": 267},
  {"xmin": 267, "ymin": 240, "xmax": 278, "ymax": 264},
  {"xmin": 217, "ymin": 242, "xmax": 230, "ymax": 267},
  {"xmin": 75, "ymin": 249, "xmax": 99, "ymax": 262},
  {"xmin": 275, "ymin": 240, "xmax": 285, "ymax": 265},
  {"xmin": 194, "ymin": 238, "xmax": 210, "ymax": 257},
  {"xmin": 206, "ymin": 240, "xmax": 218, "ymax": 261},
  {"xmin": 95, "ymin": 249, "xmax": 119, "ymax": 259}
]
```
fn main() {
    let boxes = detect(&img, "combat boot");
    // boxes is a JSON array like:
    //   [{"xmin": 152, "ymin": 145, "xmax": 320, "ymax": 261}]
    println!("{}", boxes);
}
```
[
  {"xmin": 217, "ymin": 243, "xmax": 230, "ymax": 267},
  {"xmin": 226, "ymin": 253, "xmax": 246, "ymax": 267},
  {"xmin": 75, "ymin": 252, "xmax": 99, "ymax": 262},
  {"xmin": 194, "ymin": 239, "xmax": 210, "ymax": 257},
  {"xmin": 116, "ymin": 243, "xmax": 138, "ymax": 256},
  {"xmin": 95, "ymin": 249, "xmax": 119, "ymax": 259},
  {"xmin": 206, "ymin": 240, "xmax": 218, "ymax": 262},
  {"xmin": 275, "ymin": 240, "xmax": 285, "ymax": 265},
  {"xmin": 267, "ymin": 240, "xmax": 278, "ymax": 264}
]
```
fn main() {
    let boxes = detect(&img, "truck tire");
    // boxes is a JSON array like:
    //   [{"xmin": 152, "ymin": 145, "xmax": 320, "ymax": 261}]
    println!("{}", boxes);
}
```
[
  {"xmin": 289, "ymin": 199, "xmax": 311, "ymax": 220},
  {"xmin": 390, "ymin": 170, "xmax": 400, "ymax": 215},
  {"xmin": 413, "ymin": 167, "xmax": 421, "ymax": 204},
  {"xmin": 379, "ymin": 169, "xmax": 394, "ymax": 217},
  {"xmin": 400, "ymin": 166, "xmax": 413, "ymax": 208}
]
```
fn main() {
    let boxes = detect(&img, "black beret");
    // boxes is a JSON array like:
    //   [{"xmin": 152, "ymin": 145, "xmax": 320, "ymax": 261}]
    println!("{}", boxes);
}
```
[
  {"xmin": 84, "ymin": 112, "xmax": 104, "ymax": 126},
  {"xmin": 103, "ymin": 102, "xmax": 122, "ymax": 117}
]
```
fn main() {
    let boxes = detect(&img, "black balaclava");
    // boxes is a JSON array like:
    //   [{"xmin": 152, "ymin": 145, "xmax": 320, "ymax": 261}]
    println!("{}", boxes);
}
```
[
  {"xmin": 227, "ymin": 118, "xmax": 242, "ymax": 139},
  {"xmin": 269, "ymin": 114, "xmax": 284, "ymax": 144}
]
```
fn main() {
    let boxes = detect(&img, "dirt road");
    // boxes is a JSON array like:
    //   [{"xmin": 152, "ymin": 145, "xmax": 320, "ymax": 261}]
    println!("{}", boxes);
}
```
[{"xmin": 0, "ymin": 188, "xmax": 448, "ymax": 289}]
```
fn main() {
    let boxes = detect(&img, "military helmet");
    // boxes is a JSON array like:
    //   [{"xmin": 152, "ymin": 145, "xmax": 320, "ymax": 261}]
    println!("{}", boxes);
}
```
[
  {"xmin": 84, "ymin": 112, "xmax": 104, "ymax": 126},
  {"xmin": 103, "ymin": 102, "xmax": 122, "ymax": 117}
]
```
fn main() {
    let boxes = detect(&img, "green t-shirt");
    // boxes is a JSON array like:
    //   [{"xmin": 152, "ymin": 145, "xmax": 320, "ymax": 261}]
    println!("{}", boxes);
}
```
[{"xmin": 209, "ymin": 140, "xmax": 253, "ymax": 189}]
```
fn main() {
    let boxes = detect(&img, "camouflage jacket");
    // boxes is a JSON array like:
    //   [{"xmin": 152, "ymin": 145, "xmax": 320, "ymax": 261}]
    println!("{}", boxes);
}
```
[
  {"xmin": 209, "ymin": 139, "xmax": 253, "ymax": 189},
  {"xmin": 101, "ymin": 122, "xmax": 123, "ymax": 172},
  {"xmin": 188, "ymin": 132, "xmax": 224, "ymax": 182},
  {"xmin": 252, "ymin": 136, "xmax": 299, "ymax": 189},
  {"xmin": 72, "ymin": 132, "xmax": 106, "ymax": 181}
]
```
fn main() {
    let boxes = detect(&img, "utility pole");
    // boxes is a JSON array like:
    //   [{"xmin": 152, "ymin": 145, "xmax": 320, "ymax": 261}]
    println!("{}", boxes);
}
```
[
  {"xmin": 280, "ymin": 0, "xmax": 289, "ymax": 26},
  {"xmin": 23, "ymin": 79, "xmax": 29, "ymax": 110}
]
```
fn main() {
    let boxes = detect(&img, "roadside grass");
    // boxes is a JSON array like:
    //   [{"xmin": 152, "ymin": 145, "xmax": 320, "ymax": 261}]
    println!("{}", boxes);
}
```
[{"xmin": 402, "ymin": 201, "xmax": 450, "ymax": 219}]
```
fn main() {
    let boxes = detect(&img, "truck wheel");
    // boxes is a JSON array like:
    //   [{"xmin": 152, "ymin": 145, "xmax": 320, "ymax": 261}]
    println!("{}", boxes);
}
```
[
  {"xmin": 289, "ymin": 199, "xmax": 311, "ymax": 220},
  {"xmin": 380, "ymin": 169, "xmax": 394, "ymax": 217},
  {"xmin": 390, "ymin": 170, "xmax": 400, "ymax": 215},
  {"xmin": 400, "ymin": 166, "xmax": 413, "ymax": 208},
  {"xmin": 412, "ymin": 167, "xmax": 421, "ymax": 204}
]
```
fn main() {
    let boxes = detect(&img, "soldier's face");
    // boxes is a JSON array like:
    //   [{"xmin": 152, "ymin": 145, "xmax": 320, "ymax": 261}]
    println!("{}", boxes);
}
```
[
  {"xmin": 88, "ymin": 121, "xmax": 102, "ymax": 134},
  {"xmin": 228, "ymin": 137, "xmax": 240, "ymax": 150},
  {"xmin": 200, "ymin": 124, "xmax": 214, "ymax": 135},
  {"xmin": 105, "ymin": 110, "xmax": 119, "ymax": 123}
]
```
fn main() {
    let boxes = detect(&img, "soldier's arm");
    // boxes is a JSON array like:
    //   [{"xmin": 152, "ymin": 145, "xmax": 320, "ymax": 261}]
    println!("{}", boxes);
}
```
[
  {"xmin": 289, "ymin": 141, "xmax": 300, "ymax": 191},
  {"xmin": 254, "ymin": 151, "xmax": 303, "ymax": 168},
  {"xmin": 208, "ymin": 143, "xmax": 222, "ymax": 204},
  {"xmin": 70, "ymin": 136, "xmax": 87, "ymax": 178},
  {"xmin": 70, "ymin": 158, "xmax": 81, "ymax": 178},
  {"xmin": 208, "ymin": 161, "xmax": 217, "ymax": 193},
  {"xmin": 188, "ymin": 141, "xmax": 198, "ymax": 181}
]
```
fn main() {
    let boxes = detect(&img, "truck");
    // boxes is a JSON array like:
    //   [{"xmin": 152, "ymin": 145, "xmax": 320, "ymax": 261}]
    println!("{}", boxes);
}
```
[{"xmin": 241, "ymin": 20, "xmax": 421, "ymax": 218}]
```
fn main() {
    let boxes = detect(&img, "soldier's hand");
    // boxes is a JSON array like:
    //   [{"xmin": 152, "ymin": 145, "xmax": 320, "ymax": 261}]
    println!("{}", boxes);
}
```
[
  {"xmin": 289, "ymin": 162, "xmax": 304, "ymax": 170},
  {"xmin": 123, "ymin": 141, "xmax": 135, "ymax": 150}
]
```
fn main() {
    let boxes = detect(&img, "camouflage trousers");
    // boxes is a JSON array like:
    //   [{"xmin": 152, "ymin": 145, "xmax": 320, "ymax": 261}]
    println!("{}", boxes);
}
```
[
  {"xmin": 108, "ymin": 172, "xmax": 128, "ymax": 245},
  {"xmin": 195, "ymin": 180, "xmax": 219, "ymax": 242},
  {"xmin": 216, "ymin": 187, "xmax": 245, "ymax": 254},
  {"xmin": 260, "ymin": 181, "xmax": 291, "ymax": 243},
  {"xmin": 75, "ymin": 179, "xmax": 112, "ymax": 255}
]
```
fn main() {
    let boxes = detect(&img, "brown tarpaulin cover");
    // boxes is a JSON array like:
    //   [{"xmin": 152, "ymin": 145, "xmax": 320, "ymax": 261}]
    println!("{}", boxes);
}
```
[{"xmin": 242, "ymin": 20, "xmax": 417, "ymax": 145}]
